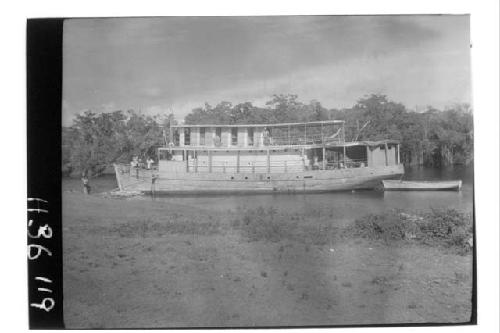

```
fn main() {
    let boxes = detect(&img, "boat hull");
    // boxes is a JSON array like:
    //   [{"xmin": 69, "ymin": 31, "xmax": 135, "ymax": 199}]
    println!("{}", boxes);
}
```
[
  {"xmin": 382, "ymin": 180, "xmax": 462, "ymax": 191},
  {"xmin": 115, "ymin": 164, "xmax": 404, "ymax": 194}
]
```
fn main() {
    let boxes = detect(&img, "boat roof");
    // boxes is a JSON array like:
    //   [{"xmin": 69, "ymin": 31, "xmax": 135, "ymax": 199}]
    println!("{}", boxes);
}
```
[
  {"xmin": 170, "ymin": 120, "xmax": 344, "ymax": 129},
  {"xmin": 159, "ymin": 139, "xmax": 399, "ymax": 151},
  {"xmin": 336, "ymin": 140, "xmax": 400, "ymax": 147}
]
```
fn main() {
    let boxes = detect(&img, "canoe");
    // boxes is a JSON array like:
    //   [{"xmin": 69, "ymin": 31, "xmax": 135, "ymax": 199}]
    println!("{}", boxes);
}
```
[{"xmin": 382, "ymin": 179, "xmax": 462, "ymax": 191}]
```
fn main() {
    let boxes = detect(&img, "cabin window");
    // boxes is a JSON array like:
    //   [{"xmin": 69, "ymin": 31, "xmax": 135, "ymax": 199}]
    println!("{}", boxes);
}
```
[
  {"xmin": 159, "ymin": 150, "xmax": 172, "ymax": 160},
  {"xmin": 264, "ymin": 127, "xmax": 272, "ymax": 145},
  {"xmin": 199, "ymin": 127, "xmax": 206, "ymax": 145},
  {"xmin": 231, "ymin": 128, "xmax": 238, "ymax": 145},
  {"xmin": 173, "ymin": 129, "xmax": 180, "ymax": 146},
  {"xmin": 247, "ymin": 128, "xmax": 254, "ymax": 146},
  {"xmin": 184, "ymin": 128, "xmax": 191, "ymax": 146}
]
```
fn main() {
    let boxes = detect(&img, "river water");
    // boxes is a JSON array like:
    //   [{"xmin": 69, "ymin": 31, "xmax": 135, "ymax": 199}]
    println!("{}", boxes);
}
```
[{"xmin": 145, "ymin": 166, "xmax": 474, "ymax": 218}]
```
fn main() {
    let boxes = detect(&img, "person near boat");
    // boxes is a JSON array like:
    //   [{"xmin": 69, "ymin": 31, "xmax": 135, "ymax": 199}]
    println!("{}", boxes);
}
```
[
  {"xmin": 151, "ymin": 173, "xmax": 158, "ymax": 197},
  {"xmin": 81, "ymin": 172, "xmax": 91, "ymax": 195}
]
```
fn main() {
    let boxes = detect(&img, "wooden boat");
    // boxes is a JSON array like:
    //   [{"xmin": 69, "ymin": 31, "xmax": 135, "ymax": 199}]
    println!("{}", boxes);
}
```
[
  {"xmin": 114, "ymin": 120, "xmax": 405, "ymax": 194},
  {"xmin": 382, "ymin": 179, "xmax": 462, "ymax": 191}
]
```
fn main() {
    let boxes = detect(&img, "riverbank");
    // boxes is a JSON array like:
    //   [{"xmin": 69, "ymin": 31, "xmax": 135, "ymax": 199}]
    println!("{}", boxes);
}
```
[{"xmin": 63, "ymin": 189, "xmax": 473, "ymax": 328}]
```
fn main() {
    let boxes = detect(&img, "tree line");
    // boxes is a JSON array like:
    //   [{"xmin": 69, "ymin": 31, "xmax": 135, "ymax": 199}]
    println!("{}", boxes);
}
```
[
  {"xmin": 62, "ymin": 110, "xmax": 173, "ymax": 176},
  {"xmin": 62, "ymin": 94, "xmax": 473, "ymax": 176}
]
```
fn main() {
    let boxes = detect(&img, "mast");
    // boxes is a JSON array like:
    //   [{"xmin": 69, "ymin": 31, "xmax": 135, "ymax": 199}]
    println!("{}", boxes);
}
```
[{"xmin": 168, "ymin": 115, "xmax": 174, "ymax": 152}]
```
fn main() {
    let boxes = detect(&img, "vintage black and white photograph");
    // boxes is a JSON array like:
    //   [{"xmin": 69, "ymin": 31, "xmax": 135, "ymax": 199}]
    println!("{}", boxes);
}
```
[{"xmin": 60, "ymin": 15, "xmax": 474, "ymax": 328}]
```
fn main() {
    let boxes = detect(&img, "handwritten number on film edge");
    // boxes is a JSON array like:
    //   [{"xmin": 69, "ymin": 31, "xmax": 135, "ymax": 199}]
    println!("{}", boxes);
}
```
[{"xmin": 28, "ymin": 198, "xmax": 55, "ymax": 312}]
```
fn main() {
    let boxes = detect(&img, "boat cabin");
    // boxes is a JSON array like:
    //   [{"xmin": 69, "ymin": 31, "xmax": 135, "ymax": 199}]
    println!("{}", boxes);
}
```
[{"xmin": 158, "ymin": 120, "xmax": 401, "ymax": 174}]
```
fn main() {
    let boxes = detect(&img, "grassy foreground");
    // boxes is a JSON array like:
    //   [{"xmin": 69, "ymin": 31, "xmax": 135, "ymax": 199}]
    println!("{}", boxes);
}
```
[{"xmin": 63, "ymin": 191, "xmax": 473, "ymax": 328}]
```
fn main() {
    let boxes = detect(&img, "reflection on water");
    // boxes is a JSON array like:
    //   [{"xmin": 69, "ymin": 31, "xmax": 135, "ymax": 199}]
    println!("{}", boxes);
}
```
[{"xmin": 149, "ymin": 165, "xmax": 474, "ymax": 217}]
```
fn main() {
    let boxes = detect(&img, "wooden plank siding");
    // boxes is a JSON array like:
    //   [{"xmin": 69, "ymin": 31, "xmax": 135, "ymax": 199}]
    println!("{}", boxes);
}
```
[
  {"xmin": 114, "ymin": 163, "xmax": 405, "ymax": 193},
  {"xmin": 185, "ymin": 150, "xmax": 306, "ymax": 173}
]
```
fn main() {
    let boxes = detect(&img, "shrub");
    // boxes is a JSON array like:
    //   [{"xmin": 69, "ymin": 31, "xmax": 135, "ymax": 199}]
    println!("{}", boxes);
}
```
[{"xmin": 347, "ymin": 209, "xmax": 473, "ymax": 254}]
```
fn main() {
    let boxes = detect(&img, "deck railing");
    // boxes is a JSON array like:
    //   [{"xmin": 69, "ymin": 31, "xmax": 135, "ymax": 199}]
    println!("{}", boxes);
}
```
[
  {"xmin": 189, "ymin": 160, "xmax": 306, "ymax": 174},
  {"xmin": 186, "ymin": 157, "xmax": 368, "ymax": 173},
  {"xmin": 170, "ymin": 121, "xmax": 345, "ymax": 148},
  {"xmin": 115, "ymin": 156, "xmax": 369, "ymax": 178},
  {"xmin": 265, "ymin": 133, "xmax": 330, "ymax": 146},
  {"xmin": 326, "ymin": 158, "xmax": 368, "ymax": 170}
]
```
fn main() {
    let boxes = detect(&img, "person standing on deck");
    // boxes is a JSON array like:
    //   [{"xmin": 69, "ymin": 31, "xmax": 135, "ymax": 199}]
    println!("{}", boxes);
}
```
[
  {"xmin": 263, "ymin": 127, "xmax": 271, "ymax": 145},
  {"xmin": 130, "ymin": 156, "xmax": 139, "ymax": 168},
  {"xmin": 146, "ymin": 157, "xmax": 154, "ymax": 170},
  {"xmin": 214, "ymin": 134, "xmax": 221, "ymax": 147},
  {"xmin": 312, "ymin": 156, "xmax": 320, "ymax": 170}
]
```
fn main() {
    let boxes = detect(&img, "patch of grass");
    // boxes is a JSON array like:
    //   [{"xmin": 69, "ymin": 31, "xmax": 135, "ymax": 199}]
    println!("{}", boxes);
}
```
[
  {"xmin": 231, "ymin": 207, "xmax": 339, "ymax": 245},
  {"xmin": 109, "ymin": 217, "xmax": 222, "ymax": 238},
  {"xmin": 231, "ymin": 206, "xmax": 473, "ymax": 254},
  {"xmin": 98, "ymin": 205, "xmax": 472, "ymax": 257},
  {"xmin": 231, "ymin": 207, "xmax": 296, "ymax": 243}
]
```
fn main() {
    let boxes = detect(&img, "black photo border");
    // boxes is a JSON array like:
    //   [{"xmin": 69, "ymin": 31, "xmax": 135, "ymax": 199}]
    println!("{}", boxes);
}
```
[{"xmin": 27, "ymin": 18, "xmax": 64, "ymax": 329}]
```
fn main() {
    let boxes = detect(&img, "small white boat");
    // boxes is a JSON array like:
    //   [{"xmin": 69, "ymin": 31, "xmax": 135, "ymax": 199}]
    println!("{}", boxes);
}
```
[{"xmin": 382, "ymin": 179, "xmax": 462, "ymax": 191}]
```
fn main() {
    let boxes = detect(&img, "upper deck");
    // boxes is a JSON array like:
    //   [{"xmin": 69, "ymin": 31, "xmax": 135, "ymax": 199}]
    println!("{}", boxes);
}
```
[{"xmin": 169, "ymin": 120, "xmax": 346, "ymax": 149}]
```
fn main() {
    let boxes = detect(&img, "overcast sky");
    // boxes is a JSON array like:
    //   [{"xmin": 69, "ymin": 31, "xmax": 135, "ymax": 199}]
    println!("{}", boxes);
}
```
[{"xmin": 62, "ymin": 15, "xmax": 471, "ymax": 125}]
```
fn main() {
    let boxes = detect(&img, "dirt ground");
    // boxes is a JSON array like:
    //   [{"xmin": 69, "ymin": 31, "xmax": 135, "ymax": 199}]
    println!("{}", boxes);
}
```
[{"xmin": 62, "ymin": 191, "xmax": 473, "ymax": 328}]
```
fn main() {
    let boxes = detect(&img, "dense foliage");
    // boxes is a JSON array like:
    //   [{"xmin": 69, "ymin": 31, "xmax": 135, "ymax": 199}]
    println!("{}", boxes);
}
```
[
  {"xmin": 62, "ymin": 110, "xmax": 173, "ymax": 176},
  {"xmin": 185, "ymin": 94, "xmax": 473, "ymax": 166},
  {"xmin": 62, "ymin": 94, "xmax": 473, "ymax": 176}
]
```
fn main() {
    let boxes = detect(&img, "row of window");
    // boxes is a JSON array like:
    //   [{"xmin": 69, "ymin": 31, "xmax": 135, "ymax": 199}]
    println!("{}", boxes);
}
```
[{"xmin": 181, "ymin": 127, "xmax": 255, "ymax": 146}]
